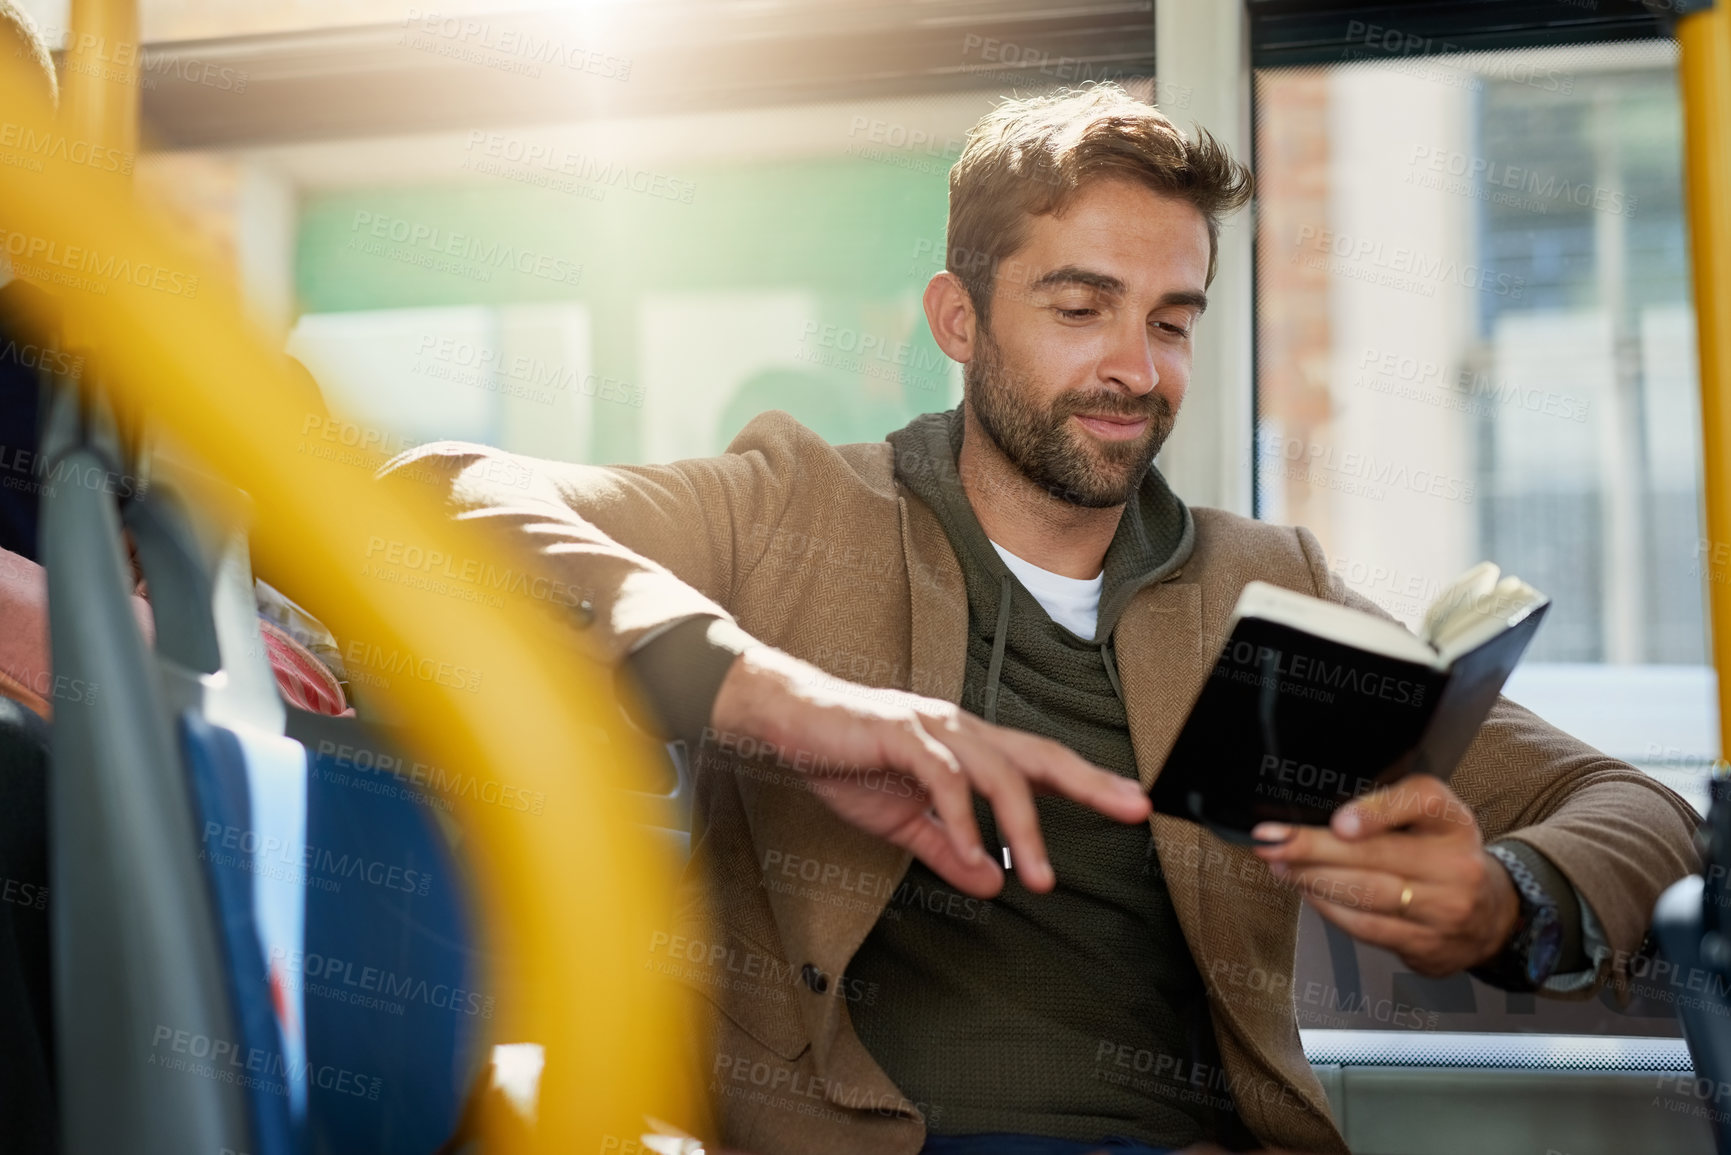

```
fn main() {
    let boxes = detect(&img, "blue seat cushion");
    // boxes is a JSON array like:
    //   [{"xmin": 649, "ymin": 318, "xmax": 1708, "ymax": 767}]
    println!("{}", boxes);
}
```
[{"xmin": 182, "ymin": 711, "xmax": 484, "ymax": 1155}]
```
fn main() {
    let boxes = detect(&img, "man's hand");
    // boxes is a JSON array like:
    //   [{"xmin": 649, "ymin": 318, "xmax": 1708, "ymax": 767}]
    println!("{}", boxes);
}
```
[
  {"xmin": 707, "ymin": 645, "xmax": 1150, "ymax": 899},
  {"xmin": 1249, "ymin": 775, "xmax": 1521, "ymax": 978}
]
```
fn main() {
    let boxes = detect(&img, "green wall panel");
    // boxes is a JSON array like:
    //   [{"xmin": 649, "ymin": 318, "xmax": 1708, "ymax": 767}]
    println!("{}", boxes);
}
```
[{"xmin": 295, "ymin": 155, "xmax": 959, "ymax": 460}]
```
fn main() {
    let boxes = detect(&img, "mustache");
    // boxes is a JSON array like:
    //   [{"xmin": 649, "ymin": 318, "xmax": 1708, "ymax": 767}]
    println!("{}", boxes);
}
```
[{"xmin": 1051, "ymin": 391, "xmax": 1173, "ymax": 423}]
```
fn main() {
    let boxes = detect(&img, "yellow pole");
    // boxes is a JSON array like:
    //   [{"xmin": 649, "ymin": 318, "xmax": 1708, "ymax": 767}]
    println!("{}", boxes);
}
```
[
  {"xmin": 10, "ymin": 5, "xmax": 699, "ymax": 1145},
  {"xmin": 59, "ymin": 0, "xmax": 138, "ymax": 355},
  {"xmin": 0, "ymin": 55, "xmax": 698, "ymax": 1148},
  {"xmin": 1680, "ymin": 2, "xmax": 1731, "ymax": 770},
  {"xmin": 63, "ymin": 0, "xmax": 139, "ymax": 165}
]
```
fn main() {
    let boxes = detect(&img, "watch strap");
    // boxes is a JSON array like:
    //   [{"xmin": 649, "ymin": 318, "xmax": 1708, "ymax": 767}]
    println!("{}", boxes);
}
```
[
  {"xmin": 1469, "ymin": 840, "xmax": 1574, "ymax": 991},
  {"xmin": 1492, "ymin": 839, "xmax": 1586, "ymax": 972}
]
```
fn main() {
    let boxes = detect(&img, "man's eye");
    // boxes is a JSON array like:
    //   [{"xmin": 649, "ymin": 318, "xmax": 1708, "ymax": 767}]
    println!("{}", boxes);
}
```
[
  {"xmin": 1154, "ymin": 321, "xmax": 1191, "ymax": 338},
  {"xmin": 1056, "ymin": 307, "xmax": 1097, "ymax": 320}
]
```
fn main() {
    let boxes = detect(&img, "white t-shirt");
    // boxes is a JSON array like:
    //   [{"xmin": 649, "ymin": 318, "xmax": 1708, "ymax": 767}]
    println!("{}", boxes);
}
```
[{"xmin": 989, "ymin": 540, "xmax": 1104, "ymax": 641}]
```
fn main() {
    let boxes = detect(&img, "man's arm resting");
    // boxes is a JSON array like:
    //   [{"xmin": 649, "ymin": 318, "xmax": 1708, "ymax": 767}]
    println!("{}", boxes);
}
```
[
  {"xmin": 383, "ymin": 414, "xmax": 841, "ymax": 679},
  {"xmin": 387, "ymin": 434, "xmax": 1157, "ymax": 896},
  {"xmin": 391, "ymin": 437, "xmax": 1153, "ymax": 897}
]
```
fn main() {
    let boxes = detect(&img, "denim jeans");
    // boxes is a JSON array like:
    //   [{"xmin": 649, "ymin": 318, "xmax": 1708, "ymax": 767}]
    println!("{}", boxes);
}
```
[{"xmin": 919, "ymin": 1134, "xmax": 1174, "ymax": 1155}]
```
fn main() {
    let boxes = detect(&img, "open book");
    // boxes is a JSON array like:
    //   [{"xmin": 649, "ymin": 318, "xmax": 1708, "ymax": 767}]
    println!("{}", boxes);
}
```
[{"xmin": 1149, "ymin": 562, "xmax": 1549, "ymax": 840}]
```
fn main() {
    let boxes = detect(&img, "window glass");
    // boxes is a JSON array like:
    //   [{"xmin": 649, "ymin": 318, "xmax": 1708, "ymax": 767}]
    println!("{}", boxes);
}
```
[
  {"xmin": 280, "ymin": 92, "xmax": 1002, "ymax": 463},
  {"xmin": 1256, "ymin": 41, "xmax": 1708, "ymax": 1038}
]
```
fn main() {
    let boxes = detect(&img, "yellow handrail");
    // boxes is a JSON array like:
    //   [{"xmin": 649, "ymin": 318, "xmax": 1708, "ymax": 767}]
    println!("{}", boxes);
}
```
[
  {"xmin": 1679, "ymin": 2, "xmax": 1731, "ymax": 771},
  {"xmin": 58, "ymin": 0, "xmax": 138, "ymax": 353},
  {"xmin": 64, "ymin": 0, "xmax": 138, "ymax": 168},
  {"xmin": 0, "ymin": 28, "xmax": 698, "ymax": 1155}
]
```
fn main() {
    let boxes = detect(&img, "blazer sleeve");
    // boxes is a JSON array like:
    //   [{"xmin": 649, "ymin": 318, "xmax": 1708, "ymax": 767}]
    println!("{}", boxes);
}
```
[
  {"xmin": 1294, "ymin": 526, "xmax": 1703, "ymax": 998},
  {"xmin": 379, "ymin": 411, "xmax": 821, "ymax": 742}
]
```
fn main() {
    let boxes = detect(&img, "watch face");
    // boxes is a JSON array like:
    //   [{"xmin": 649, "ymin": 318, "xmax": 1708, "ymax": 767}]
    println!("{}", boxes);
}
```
[{"xmin": 1524, "ymin": 907, "xmax": 1564, "ymax": 986}]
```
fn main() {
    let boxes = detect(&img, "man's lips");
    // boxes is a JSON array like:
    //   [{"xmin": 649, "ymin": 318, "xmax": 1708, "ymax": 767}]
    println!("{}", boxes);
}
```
[{"xmin": 1072, "ymin": 413, "xmax": 1151, "ymax": 441}]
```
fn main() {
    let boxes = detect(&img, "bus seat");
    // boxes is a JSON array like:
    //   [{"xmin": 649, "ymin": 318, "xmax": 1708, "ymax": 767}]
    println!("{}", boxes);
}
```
[
  {"xmin": 187, "ymin": 707, "xmax": 486, "ymax": 1155},
  {"xmin": 41, "ymin": 397, "xmax": 253, "ymax": 1155},
  {"xmin": 179, "ymin": 714, "xmax": 307, "ymax": 1155},
  {"xmin": 42, "ymin": 376, "xmax": 486, "ymax": 1155}
]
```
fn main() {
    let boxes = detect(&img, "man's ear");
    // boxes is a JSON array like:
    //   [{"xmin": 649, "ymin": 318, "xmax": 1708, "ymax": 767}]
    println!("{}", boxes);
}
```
[{"xmin": 923, "ymin": 271, "xmax": 979, "ymax": 366}]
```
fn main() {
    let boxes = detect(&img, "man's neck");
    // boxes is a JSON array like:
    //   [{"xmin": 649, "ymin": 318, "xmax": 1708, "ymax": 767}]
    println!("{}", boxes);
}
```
[{"xmin": 957, "ymin": 405, "xmax": 1123, "ymax": 581}]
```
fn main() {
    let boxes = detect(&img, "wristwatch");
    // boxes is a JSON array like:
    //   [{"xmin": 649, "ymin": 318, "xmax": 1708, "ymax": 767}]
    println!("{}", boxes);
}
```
[{"xmin": 1469, "ymin": 842, "xmax": 1565, "ymax": 991}]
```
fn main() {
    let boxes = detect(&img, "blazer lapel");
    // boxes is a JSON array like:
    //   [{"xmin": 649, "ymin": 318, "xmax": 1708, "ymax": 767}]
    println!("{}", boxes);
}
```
[
  {"xmin": 758, "ymin": 490, "xmax": 968, "ymax": 1086},
  {"xmin": 899, "ymin": 493, "xmax": 968, "ymax": 707},
  {"xmin": 1115, "ymin": 580, "xmax": 1208, "ymax": 937},
  {"xmin": 1116, "ymin": 579, "xmax": 1325, "ymax": 1139}
]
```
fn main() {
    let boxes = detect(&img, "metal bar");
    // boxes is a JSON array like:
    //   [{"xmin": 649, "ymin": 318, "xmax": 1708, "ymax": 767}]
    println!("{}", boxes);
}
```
[
  {"xmin": 1678, "ymin": 1, "xmax": 1731, "ymax": 768},
  {"xmin": 64, "ymin": 0, "xmax": 139, "ymax": 166},
  {"xmin": 59, "ymin": 0, "xmax": 138, "ymax": 356}
]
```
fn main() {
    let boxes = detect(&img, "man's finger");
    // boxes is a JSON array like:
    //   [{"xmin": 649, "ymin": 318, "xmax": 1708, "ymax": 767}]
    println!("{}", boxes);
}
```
[
  {"xmin": 1271, "ymin": 864, "xmax": 1423, "ymax": 919},
  {"xmin": 998, "ymin": 729, "xmax": 1150, "ymax": 824},
  {"xmin": 886, "ymin": 717, "xmax": 986, "ymax": 868},
  {"xmin": 1253, "ymin": 823, "xmax": 1439, "ymax": 879},
  {"xmin": 893, "ymin": 809, "xmax": 1003, "ymax": 898},
  {"xmin": 944, "ymin": 726, "xmax": 1054, "ymax": 892},
  {"xmin": 1331, "ymin": 774, "xmax": 1475, "ymax": 840},
  {"xmin": 1302, "ymin": 888, "xmax": 1435, "ymax": 957}
]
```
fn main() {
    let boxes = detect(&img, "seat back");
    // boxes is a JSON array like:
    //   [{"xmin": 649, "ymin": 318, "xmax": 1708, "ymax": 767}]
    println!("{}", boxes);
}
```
[
  {"xmin": 41, "ymin": 409, "xmax": 252, "ymax": 1154},
  {"xmin": 184, "ymin": 708, "xmax": 485, "ymax": 1155},
  {"xmin": 43, "ymin": 378, "xmax": 484, "ymax": 1154},
  {"xmin": 179, "ymin": 714, "xmax": 308, "ymax": 1155},
  {"xmin": 283, "ymin": 709, "xmax": 486, "ymax": 1155}
]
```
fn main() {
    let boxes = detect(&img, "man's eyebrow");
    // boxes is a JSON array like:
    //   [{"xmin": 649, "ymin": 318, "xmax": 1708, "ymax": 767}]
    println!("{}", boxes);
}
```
[
  {"xmin": 1028, "ymin": 266, "xmax": 1125, "ymax": 295},
  {"xmin": 1156, "ymin": 289, "xmax": 1209, "ymax": 314},
  {"xmin": 1026, "ymin": 268, "xmax": 1209, "ymax": 314}
]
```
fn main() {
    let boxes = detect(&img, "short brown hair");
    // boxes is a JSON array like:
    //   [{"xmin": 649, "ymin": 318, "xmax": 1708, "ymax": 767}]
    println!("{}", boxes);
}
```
[{"xmin": 945, "ymin": 83, "xmax": 1251, "ymax": 324}]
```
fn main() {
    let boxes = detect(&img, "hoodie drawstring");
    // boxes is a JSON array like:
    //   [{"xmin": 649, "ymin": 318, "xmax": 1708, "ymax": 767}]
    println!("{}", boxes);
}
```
[{"xmin": 982, "ymin": 573, "xmax": 1013, "ymax": 724}]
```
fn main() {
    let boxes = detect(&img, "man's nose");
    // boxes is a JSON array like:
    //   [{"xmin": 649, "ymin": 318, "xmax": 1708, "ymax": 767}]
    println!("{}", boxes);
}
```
[{"xmin": 1098, "ymin": 320, "xmax": 1158, "ymax": 396}]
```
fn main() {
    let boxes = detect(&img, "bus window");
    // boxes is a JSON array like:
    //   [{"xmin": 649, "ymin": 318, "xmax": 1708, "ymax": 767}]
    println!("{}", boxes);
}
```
[{"xmin": 1256, "ymin": 33, "xmax": 1706, "ymax": 1040}]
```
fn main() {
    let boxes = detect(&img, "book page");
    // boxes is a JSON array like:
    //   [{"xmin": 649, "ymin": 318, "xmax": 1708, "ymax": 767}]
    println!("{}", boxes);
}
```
[
  {"xmin": 1431, "ymin": 575, "xmax": 1548, "ymax": 665},
  {"xmin": 1234, "ymin": 581, "xmax": 1438, "ymax": 666},
  {"xmin": 1420, "ymin": 562, "xmax": 1501, "ymax": 649}
]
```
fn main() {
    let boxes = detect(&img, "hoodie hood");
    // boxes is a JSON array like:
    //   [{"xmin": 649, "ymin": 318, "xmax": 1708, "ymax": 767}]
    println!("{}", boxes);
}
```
[{"xmin": 887, "ymin": 405, "xmax": 1194, "ymax": 646}]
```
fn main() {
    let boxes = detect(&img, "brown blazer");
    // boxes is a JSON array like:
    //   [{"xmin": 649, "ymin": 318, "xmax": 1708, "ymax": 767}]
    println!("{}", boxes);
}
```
[{"xmin": 401, "ymin": 410, "xmax": 1702, "ymax": 1155}]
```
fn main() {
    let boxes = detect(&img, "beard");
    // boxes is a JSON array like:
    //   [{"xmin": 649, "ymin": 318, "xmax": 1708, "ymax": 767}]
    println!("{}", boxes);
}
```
[{"xmin": 965, "ymin": 327, "xmax": 1176, "ymax": 509}]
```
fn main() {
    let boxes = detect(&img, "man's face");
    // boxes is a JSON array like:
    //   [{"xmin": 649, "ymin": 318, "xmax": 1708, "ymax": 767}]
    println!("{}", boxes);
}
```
[{"xmin": 966, "ymin": 178, "xmax": 1210, "ymax": 508}]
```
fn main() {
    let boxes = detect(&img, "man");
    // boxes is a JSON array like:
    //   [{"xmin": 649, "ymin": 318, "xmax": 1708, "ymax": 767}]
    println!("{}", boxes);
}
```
[{"xmin": 395, "ymin": 85, "xmax": 1699, "ymax": 1154}]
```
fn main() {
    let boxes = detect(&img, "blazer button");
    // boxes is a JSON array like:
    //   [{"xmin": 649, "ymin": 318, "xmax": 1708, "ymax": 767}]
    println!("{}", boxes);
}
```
[
  {"xmin": 574, "ymin": 598, "xmax": 596, "ymax": 627},
  {"xmin": 801, "ymin": 963, "xmax": 829, "ymax": 994}
]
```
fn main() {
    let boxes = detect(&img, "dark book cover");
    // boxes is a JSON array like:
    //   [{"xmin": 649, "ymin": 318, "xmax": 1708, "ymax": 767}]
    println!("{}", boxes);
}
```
[{"xmin": 1149, "ymin": 601, "xmax": 1548, "ymax": 841}]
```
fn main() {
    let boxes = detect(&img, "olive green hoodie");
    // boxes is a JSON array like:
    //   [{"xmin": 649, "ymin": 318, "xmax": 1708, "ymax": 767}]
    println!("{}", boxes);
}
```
[{"xmin": 844, "ymin": 406, "xmax": 1248, "ymax": 1147}]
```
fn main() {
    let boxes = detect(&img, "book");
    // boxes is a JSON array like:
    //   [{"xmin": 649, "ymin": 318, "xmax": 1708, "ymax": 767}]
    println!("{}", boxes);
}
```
[{"xmin": 1148, "ymin": 562, "xmax": 1549, "ymax": 842}]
